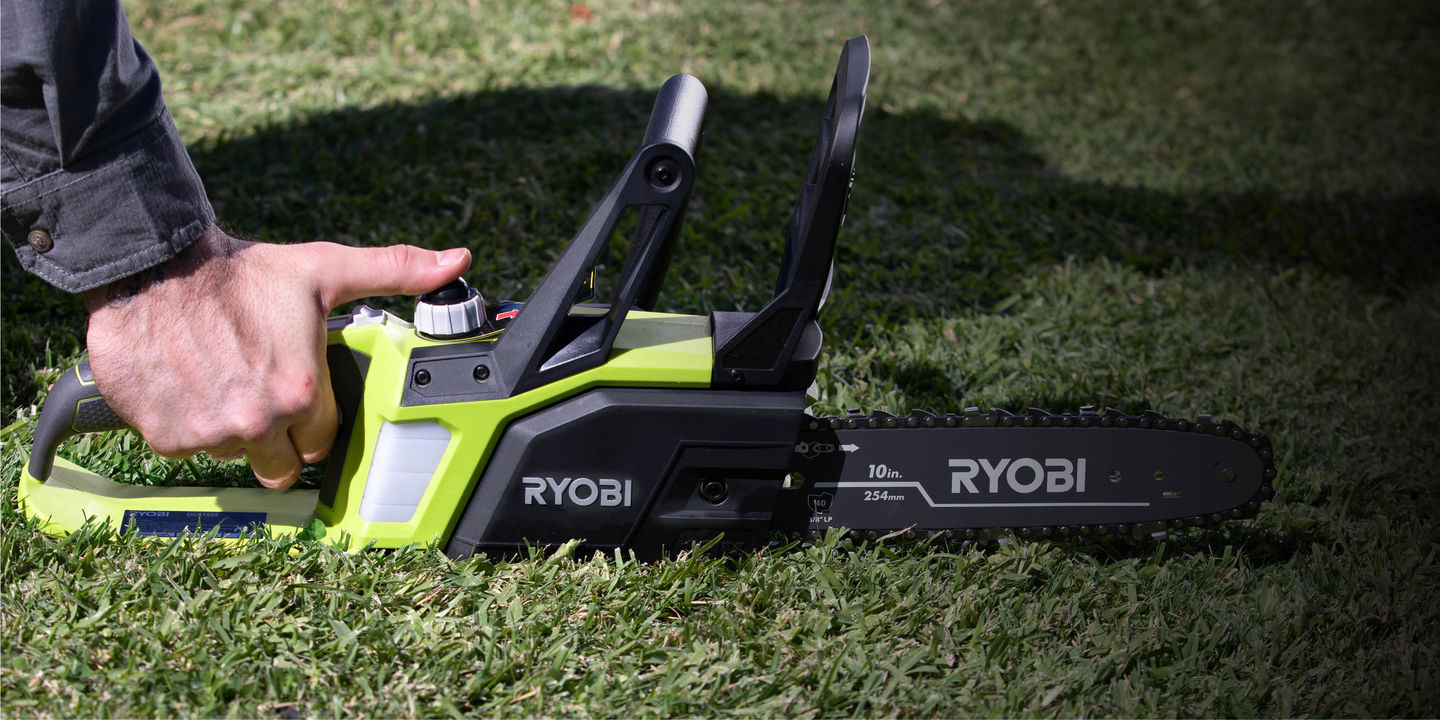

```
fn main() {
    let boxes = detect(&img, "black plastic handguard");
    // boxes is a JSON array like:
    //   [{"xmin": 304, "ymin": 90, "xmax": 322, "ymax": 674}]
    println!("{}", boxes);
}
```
[{"xmin": 710, "ymin": 35, "xmax": 869, "ymax": 390}]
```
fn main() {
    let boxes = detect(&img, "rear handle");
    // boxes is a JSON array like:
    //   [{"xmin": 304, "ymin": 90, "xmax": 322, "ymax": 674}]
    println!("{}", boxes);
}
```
[
  {"xmin": 27, "ymin": 354, "xmax": 356, "ymax": 483},
  {"xmin": 27, "ymin": 360, "xmax": 127, "ymax": 481}
]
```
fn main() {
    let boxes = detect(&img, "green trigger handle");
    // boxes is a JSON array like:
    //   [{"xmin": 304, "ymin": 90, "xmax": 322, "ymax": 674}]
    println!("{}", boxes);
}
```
[{"xmin": 27, "ymin": 360, "xmax": 128, "ymax": 482}]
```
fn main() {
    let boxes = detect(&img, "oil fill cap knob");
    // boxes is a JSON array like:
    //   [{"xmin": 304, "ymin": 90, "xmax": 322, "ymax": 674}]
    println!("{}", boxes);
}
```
[{"xmin": 415, "ymin": 278, "xmax": 485, "ymax": 339}]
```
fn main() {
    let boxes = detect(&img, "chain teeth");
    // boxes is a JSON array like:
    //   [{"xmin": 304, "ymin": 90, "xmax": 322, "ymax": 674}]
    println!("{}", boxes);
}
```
[{"xmin": 785, "ymin": 406, "xmax": 1278, "ymax": 545}]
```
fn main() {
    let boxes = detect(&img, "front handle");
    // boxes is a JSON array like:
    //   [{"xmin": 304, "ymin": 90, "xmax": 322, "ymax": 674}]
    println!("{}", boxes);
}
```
[
  {"xmin": 27, "ymin": 360, "xmax": 128, "ymax": 481},
  {"xmin": 641, "ymin": 74, "xmax": 707, "ymax": 162}
]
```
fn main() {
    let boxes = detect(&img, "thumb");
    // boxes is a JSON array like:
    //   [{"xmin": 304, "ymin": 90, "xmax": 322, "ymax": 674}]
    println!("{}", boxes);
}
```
[{"xmin": 312, "ymin": 243, "xmax": 472, "ymax": 308}]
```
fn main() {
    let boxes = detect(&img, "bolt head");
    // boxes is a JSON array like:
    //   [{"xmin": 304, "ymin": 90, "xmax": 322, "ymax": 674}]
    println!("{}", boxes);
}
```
[
  {"xmin": 698, "ymin": 479, "xmax": 728, "ymax": 504},
  {"xmin": 647, "ymin": 158, "xmax": 679, "ymax": 189}
]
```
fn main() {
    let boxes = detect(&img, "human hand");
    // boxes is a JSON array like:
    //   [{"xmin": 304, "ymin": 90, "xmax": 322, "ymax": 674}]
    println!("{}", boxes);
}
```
[{"xmin": 82, "ymin": 225, "xmax": 471, "ymax": 489}]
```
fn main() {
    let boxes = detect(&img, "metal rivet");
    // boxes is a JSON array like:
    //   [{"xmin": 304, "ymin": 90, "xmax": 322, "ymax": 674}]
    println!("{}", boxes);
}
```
[
  {"xmin": 414, "ymin": 369, "xmax": 432, "ymax": 386},
  {"xmin": 27, "ymin": 228, "xmax": 53, "ymax": 253},
  {"xmin": 473, "ymin": 365, "xmax": 490, "ymax": 382}
]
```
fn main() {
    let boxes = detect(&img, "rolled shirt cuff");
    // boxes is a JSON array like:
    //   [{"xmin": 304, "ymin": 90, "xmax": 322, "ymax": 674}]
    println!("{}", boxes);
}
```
[{"xmin": 1, "ymin": 107, "xmax": 214, "ymax": 293}]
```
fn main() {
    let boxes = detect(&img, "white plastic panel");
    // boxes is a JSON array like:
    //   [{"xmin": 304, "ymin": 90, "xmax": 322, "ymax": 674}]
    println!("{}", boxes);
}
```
[{"xmin": 359, "ymin": 421, "xmax": 452, "ymax": 523}]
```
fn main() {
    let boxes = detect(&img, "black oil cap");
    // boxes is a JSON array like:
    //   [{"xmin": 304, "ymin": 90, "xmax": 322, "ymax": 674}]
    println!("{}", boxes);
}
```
[{"xmin": 420, "ymin": 278, "xmax": 472, "ymax": 305}]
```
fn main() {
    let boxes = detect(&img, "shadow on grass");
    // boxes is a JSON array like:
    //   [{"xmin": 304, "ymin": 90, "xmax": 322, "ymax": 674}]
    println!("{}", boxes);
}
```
[{"xmin": 4, "ymin": 85, "xmax": 1437, "ymax": 411}]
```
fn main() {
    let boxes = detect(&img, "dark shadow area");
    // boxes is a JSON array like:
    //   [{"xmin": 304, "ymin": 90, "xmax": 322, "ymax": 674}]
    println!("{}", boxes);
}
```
[{"xmin": 5, "ymin": 85, "xmax": 1437, "ymax": 412}]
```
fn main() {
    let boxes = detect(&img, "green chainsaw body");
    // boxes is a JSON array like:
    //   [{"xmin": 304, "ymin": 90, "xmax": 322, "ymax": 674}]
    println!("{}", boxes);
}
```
[
  {"xmin": 20, "ymin": 308, "xmax": 714, "ymax": 548},
  {"xmin": 21, "ymin": 306, "xmax": 714, "ymax": 547},
  {"xmin": 19, "ymin": 37, "xmax": 858, "ymax": 557}
]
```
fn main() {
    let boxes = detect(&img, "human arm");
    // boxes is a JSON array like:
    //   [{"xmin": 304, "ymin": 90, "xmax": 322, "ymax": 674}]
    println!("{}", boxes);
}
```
[
  {"xmin": 1, "ymin": 0, "xmax": 213, "ymax": 291},
  {"xmin": 3, "ymin": 0, "xmax": 470, "ymax": 488}
]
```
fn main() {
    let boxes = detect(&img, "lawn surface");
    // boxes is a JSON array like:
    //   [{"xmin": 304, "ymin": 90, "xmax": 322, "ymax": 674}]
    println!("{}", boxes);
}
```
[{"xmin": 3, "ymin": 0, "xmax": 1439, "ymax": 716}]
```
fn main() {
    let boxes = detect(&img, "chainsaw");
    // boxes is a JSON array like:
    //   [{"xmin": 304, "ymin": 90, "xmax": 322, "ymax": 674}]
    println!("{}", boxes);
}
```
[{"xmin": 19, "ymin": 36, "xmax": 1276, "ymax": 558}]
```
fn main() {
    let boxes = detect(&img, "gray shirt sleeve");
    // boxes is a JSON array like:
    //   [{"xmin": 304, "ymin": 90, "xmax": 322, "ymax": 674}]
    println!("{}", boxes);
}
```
[{"xmin": 0, "ymin": 0, "xmax": 214, "ymax": 293}]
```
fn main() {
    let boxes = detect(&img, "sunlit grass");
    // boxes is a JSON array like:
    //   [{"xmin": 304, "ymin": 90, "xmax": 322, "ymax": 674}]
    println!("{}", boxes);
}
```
[{"xmin": 3, "ymin": 0, "xmax": 1438, "ymax": 716}]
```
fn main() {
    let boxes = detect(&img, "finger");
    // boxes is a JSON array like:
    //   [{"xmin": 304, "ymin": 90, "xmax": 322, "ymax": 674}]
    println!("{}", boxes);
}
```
[
  {"xmin": 138, "ymin": 419, "xmax": 208, "ymax": 461},
  {"xmin": 289, "ymin": 364, "xmax": 339, "ymax": 464},
  {"xmin": 246, "ymin": 433, "xmax": 304, "ymax": 490},
  {"xmin": 149, "ymin": 443, "xmax": 195, "ymax": 462},
  {"xmin": 199, "ymin": 428, "xmax": 248, "ymax": 462},
  {"xmin": 206, "ymin": 446, "xmax": 246, "ymax": 462},
  {"xmin": 309, "ymin": 243, "xmax": 472, "ymax": 309}
]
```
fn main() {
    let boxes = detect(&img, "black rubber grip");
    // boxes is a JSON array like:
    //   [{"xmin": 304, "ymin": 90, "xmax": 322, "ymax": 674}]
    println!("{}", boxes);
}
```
[
  {"xmin": 641, "ymin": 73, "xmax": 707, "ymax": 162},
  {"xmin": 27, "ymin": 359, "xmax": 129, "ymax": 481}
]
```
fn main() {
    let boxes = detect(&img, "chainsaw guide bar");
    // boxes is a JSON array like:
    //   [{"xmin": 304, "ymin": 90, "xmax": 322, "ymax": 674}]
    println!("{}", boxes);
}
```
[
  {"xmin": 19, "ymin": 36, "xmax": 1278, "ymax": 559},
  {"xmin": 787, "ymin": 408, "xmax": 1275, "ymax": 544}
]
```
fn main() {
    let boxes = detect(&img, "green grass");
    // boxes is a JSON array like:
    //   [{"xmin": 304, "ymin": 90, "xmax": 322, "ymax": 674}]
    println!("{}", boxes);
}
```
[{"xmin": 4, "ymin": 0, "xmax": 1439, "ymax": 716}]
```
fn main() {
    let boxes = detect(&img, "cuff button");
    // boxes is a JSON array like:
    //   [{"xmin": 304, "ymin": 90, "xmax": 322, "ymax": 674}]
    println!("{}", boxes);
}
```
[{"xmin": 27, "ymin": 228, "xmax": 53, "ymax": 253}]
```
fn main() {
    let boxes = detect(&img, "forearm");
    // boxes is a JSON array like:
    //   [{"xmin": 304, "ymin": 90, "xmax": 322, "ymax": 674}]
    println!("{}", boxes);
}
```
[
  {"xmin": 80, "ymin": 223, "xmax": 240, "ymax": 312},
  {"xmin": 1, "ymin": 0, "xmax": 213, "ymax": 293}
]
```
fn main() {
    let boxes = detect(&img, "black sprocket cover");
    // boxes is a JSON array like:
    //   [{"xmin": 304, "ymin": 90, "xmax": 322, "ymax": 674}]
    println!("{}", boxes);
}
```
[{"xmin": 444, "ymin": 388, "xmax": 806, "ymax": 559}]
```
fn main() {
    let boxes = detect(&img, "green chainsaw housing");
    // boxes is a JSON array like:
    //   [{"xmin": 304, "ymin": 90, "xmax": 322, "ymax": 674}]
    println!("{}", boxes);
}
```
[
  {"xmin": 20, "ymin": 308, "xmax": 716, "ymax": 549},
  {"xmin": 20, "ymin": 38, "xmax": 872, "ymax": 557}
]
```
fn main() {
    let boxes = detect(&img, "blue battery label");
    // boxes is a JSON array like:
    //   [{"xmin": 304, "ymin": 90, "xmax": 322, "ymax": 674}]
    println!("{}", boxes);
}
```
[{"xmin": 121, "ymin": 510, "xmax": 267, "ymax": 538}]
